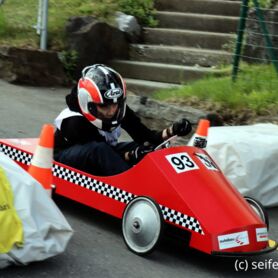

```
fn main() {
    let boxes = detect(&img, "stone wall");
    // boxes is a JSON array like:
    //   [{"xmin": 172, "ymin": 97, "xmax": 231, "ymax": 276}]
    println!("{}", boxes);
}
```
[
  {"xmin": 127, "ymin": 94, "xmax": 208, "ymax": 144},
  {"xmin": 0, "ymin": 47, "xmax": 69, "ymax": 86}
]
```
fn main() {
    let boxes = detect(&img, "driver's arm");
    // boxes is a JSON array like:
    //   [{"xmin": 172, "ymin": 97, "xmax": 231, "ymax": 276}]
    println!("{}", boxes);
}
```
[
  {"xmin": 122, "ymin": 106, "xmax": 192, "ymax": 144},
  {"xmin": 121, "ymin": 105, "xmax": 165, "ymax": 145}
]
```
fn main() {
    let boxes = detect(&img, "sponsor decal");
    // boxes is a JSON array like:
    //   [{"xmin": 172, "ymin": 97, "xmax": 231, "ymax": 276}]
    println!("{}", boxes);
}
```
[
  {"xmin": 166, "ymin": 152, "xmax": 199, "ymax": 173},
  {"xmin": 256, "ymin": 227, "xmax": 268, "ymax": 242},
  {"xmin": 218, "ymin": 231, "xmax": 249, "ymax": 250},
  {"xmin": 104, "ymin": 88, "xmax": 123, "ymax": 99}
]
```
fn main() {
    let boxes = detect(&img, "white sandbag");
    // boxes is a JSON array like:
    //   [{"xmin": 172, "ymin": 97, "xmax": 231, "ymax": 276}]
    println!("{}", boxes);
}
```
[
  {"xmin": 0, "ymin": 153, "xmax": 73, "ymax": 268},
  {"xmin": 206, "ymin": 124, "xmax": 278, "ymax": 207}
]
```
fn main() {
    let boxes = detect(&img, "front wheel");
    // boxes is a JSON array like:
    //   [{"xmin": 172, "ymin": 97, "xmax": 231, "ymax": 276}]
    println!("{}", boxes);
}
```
[
  {"xmin": 244, "ymin": 196, "xmax": 269, "ymax": 229},
  {"xmin": 122, "ymin": 196, "xmax": 164, "ymax": 255}
]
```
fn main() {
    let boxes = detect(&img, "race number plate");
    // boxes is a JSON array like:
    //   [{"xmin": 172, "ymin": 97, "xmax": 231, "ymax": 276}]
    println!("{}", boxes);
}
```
[
  {"xmin": 166, "ymin": 152, "xmax": 199, "ymax": 173},
  {"xmin": 195, "ymin": 153, "xmax": 219, "ymax": 171}
]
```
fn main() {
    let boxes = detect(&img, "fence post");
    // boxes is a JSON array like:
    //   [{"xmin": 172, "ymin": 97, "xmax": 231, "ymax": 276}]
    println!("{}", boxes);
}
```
[
  {"xmin": 40, "ymin": 0, "xmax": 48, "ymax": 50},
  {"xmin": 232, "ymin": 0, "xmax": 249, "ymax": 82},
  {"xmin": 252, "ymin": 0, "xmax": 278, "ymax": 75},
  {"xmin": 36, "ymin": 0, "xmax": 42, "ymax": 35}
]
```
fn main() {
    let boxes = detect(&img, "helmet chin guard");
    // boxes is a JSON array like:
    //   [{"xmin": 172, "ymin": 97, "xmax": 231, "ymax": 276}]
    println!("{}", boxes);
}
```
[{"xmin": 77, "ymin": 64, "xmax": 126, "ymax": 131}]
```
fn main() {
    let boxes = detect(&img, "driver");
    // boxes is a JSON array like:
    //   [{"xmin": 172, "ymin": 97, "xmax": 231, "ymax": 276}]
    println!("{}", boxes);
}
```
[{"xmin": 54, "ymin": 64, "xmax": 192, "ymax": 176}]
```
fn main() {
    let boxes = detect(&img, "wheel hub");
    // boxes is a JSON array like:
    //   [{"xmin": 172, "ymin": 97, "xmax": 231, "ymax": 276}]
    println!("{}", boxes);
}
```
[
  {"xmin": 122, "ymin": 197, "xmax": 164, "ymax": 255},
  {"xmin": 132, "ymin": 218, "xmax": 142, "ymax": 233}
]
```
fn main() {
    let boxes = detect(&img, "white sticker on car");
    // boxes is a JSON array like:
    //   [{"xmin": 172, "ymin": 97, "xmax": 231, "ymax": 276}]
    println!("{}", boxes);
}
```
[
  {"xmin": 195, "ymin": 153, "xmax": 219, "ymax": 171},
  {"xmin": 166, "ymin": 152, "xmax": 199, "ymax": 173},
  {"xmin": 256, "ymin": 227, "xmax": 268, "ymax": 242},
  {"xmin": 218, "ymin": 231, "xmax": 249, "ymax": 250}
]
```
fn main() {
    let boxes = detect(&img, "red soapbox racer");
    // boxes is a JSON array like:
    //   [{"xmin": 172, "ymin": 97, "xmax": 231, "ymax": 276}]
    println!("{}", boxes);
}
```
[{"xmin": 0, "ymin": 136, "xmax": 277, "ymax": 256}]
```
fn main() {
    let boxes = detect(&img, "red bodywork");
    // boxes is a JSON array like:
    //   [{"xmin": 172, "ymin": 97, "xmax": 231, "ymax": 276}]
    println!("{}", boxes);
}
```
[{"xmin": 0, "ymin": 138, "xmax": 270, "ymax": 255}]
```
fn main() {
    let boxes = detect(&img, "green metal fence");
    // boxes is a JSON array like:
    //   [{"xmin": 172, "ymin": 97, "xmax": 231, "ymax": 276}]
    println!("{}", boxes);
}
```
[{"xmin": 232, "ymin": 0, "xmax": 278, "ymax": 81}]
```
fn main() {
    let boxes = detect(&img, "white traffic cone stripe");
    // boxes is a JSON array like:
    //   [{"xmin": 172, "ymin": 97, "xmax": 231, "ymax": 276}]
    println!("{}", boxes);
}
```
[{"xmin": 31, "ymin": 146, "xmax": 53, "ymax": 169}]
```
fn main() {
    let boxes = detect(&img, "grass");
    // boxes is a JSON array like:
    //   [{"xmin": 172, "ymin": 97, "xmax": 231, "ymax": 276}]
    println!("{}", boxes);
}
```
[
  {"xmin": 0, "ymin": 0, "xmax": 111, "ymax": 49},
  {"xmin": 153, "ymin": 64, "xmax": 278, "ymax": 117},
  {"xmin": 0, "ymin": 0, "xmax": 156, "ymax": 50}
]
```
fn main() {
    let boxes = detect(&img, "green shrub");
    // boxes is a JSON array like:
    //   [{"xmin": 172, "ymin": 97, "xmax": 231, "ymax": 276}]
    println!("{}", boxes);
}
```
[
  {"xmin": 118, "ymin": 0, "xmax": 157, "ymax": 27},
  {"xmin": 58, "ymin": 50, "xmax": 79, "ymax": 80},
  {"xmin": 251, "ymin": 0, "xmax": 275, "ymax": 8},
  {"xmin": 79, "ymin": 0, "xmax": 117, "ymax": 21}
]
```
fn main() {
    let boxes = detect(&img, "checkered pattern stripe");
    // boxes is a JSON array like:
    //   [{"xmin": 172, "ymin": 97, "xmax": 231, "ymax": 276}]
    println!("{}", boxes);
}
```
[
  {"xmin": 0, "ymin": 142, "xmax": 204, "ymax": 235},
  {"xmin": 52, "ymin": 164, "xmax": 135, "ymax": 204},
  {"xmin": 0, "ymin": 143, "xmax": 32, "ymax": 165},
  {"xmin": 0, "ymin": 142, "xmax": 135, "ymax": 204},
  {"xmin": 161, "ymin": 205, "xmax": 204, "ymax": 235}
]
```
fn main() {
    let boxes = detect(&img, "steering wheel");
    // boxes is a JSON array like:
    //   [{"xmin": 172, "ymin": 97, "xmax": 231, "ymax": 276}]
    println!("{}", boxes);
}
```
[{"xmin": 154, "ymin": 136, "xmax": 177, "ymax": 151}]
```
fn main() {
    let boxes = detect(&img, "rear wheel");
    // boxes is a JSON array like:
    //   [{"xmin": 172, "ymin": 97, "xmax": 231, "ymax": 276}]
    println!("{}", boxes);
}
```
[
  {"xmin": 244, "ymin": 196, "xmax": 269, "ymax": 229},
  {"xmin": 122, "ymin": 196, "xmax": 164, "ymax": 255}
]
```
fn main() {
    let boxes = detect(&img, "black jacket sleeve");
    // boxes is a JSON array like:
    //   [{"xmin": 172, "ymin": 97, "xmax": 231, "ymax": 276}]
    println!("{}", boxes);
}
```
[
  {"xmin": 121, "ymin": 106, "xmax": 163, "ymax": 145},
  {"xmin": 61, "ymin": 116, "xmax": 103, "ymax": 144},
  {"xmin": 54, "ymin": 115, "xmax": 105, "ymax": 152}
]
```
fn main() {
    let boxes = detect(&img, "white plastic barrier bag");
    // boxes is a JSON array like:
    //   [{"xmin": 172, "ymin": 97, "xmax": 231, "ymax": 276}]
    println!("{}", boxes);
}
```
[
  {"xmin": 206, "ymin": 124, "xmax": 278, "ymax": 207},
  {"xmin": 0, "ymin": 153, "xmax": 73, "ymax": 268}
]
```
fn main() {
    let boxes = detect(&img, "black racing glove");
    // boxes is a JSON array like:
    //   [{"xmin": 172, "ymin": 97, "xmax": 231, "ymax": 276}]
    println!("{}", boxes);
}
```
[
  {"xmin": 128, "ymin": 144, "xmax": 154, "ymax": 165},
  {"xmin": 172, "ymin": 118, "xmax": 192, "ymax": 137}
]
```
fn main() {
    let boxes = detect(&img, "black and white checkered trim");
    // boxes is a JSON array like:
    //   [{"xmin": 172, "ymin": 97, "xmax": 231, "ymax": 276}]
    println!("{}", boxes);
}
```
[
  {"xmin": 52, "ymin": 164, "xmax": 135, "ymax": 204},
  {"xmin": 161, "ymin": 205, "xmax": 204, "ymax": 235},
  {"xmin": 0, "ymin": 143, "xmax": 204, "ymax": 235},
  {"xmin": 0, "ymin": 143, "xmax": 32, "ymax": 165}
]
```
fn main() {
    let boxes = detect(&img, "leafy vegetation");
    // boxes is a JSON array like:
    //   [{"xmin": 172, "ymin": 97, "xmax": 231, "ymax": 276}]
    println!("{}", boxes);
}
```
[
  {"xmin": 253, "ymin": 0, "xmax": 277, "ymax": 8},
  {"xmin": 118, "ymin": 0, "xmax": 157, "ymax": 27},
  {"xmin": 58, "ymin": 50, "xmax": 79, "ymax": 80}
]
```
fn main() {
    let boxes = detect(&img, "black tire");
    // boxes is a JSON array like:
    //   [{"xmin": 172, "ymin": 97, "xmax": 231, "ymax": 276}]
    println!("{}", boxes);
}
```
[
  {"xmin": 244, "ymin": 196, "xmax": 269, "ymax": 229},
  {"xmin": 122, "ymin": 196, "xmax": 164, "ymax": 255}
]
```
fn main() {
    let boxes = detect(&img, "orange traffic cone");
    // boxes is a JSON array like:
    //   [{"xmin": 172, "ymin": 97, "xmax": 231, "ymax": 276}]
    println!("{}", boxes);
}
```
[
  {"xmin": 28, "ymin": 124, "xmax": 54, "ymax": 195},
  {"xmin": 188, "ymin": 119, "xmax": 210, "ymax": 148}
]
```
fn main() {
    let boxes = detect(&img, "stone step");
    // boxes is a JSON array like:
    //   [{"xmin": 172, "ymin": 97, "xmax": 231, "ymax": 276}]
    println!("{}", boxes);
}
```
[
  {"xmin": 156, "ymin": 11, "xmax": 239, "ymax": 33},
  {"xmin": 125, "ymin": 78, "xmax": 180, "ymax": 95},
  {"xmin": 129, "ymin": 44, "xmax": 232, "ymax": 67},
  {"xmin": 143, "ymin": 28, "xmax": 236, "ymax": 50},
  {"xmin": 156, "ymin": 0, "xmax": 241, "ymax": 16},
  {"xmin": 110, "ymin": 60, "xmax": 226, "ymax": 84}
]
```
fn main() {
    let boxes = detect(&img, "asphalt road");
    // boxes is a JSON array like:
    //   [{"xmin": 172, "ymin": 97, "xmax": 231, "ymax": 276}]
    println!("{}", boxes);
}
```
[{"xmin": 1, "ymin": 79, "xmax": 278, "ymax": 277}]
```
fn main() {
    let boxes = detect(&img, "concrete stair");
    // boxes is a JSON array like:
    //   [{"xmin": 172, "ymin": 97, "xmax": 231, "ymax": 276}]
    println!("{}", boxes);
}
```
[
  {"xmin": 124, "ymin": 78, "xmax": 180, "ymax": 95},
  {"xmin": 156, "ymin": 12, "xmax": 239, "ymax": 33},
  {"xmin": 143, "ymin": 28, "xmax": 236, "ymax": 50},
  {"xmin": 110, "ymin": 60, "xmax": 226, "ymax": 84},
  {"xmin": 156, "ymin": 0, "xmax": 241, "ymax": 16},
  {"xmin": 129, "ymin": 44, "xmax": 232, "ymax": 67},
  {"xmin": 109, "ymin": 0, "xmax": 241, "ymax": 94}
]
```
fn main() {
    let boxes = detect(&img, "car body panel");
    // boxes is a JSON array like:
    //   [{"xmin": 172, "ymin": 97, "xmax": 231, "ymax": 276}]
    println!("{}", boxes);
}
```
[{"xmin": 0, "ymin": 138, "xmax": 272, "ymax": 254}]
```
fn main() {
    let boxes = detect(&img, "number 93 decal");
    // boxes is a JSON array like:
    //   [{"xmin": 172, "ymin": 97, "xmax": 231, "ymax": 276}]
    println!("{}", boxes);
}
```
[{"xmin": 166, "ymin": 152, "xmax": 199, "ymax": 173}]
